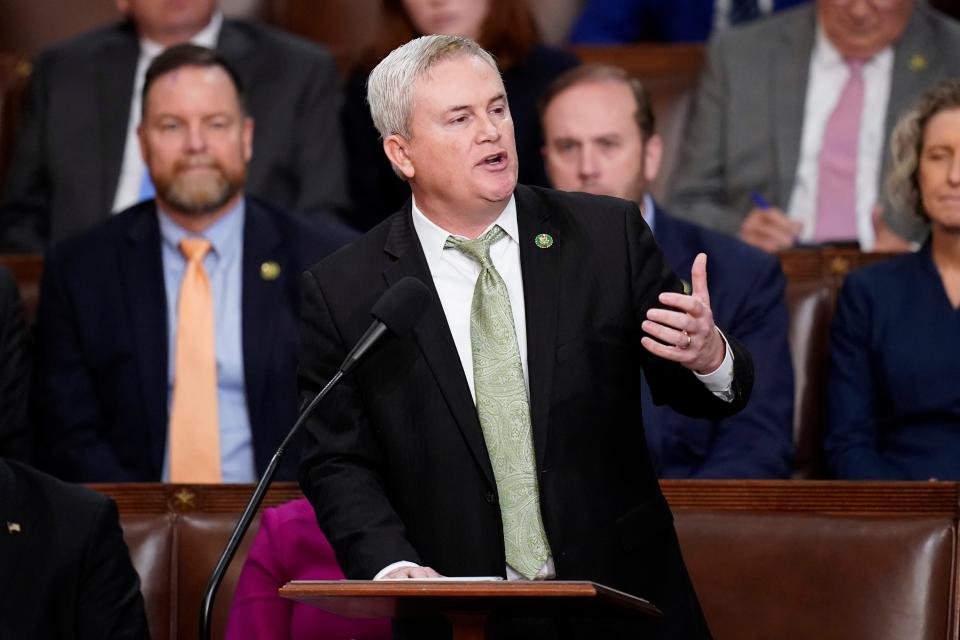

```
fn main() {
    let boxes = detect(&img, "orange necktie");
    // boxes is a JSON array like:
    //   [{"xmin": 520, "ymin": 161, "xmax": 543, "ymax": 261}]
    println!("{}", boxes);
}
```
[{"xmin": 168, "ymin": 237, "xmax": 221, "ymax": 483}]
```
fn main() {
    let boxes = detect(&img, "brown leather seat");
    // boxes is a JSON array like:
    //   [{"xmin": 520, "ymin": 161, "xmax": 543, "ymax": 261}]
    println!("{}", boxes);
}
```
[
  {"xmin": 98, "ymin": 482, "xmax": 960, "ymax": 640},
  {"xmin": 675, "ymin": 510, "xmax": 955, "ymax": 640},
  {"xmin": 784, "ymin": 278, "xmax": 833, "ymax": 479},
  {"xmin": 122, "ymin": 514, "xmax": 175, "ymax": 640},
  {"xmin": 174, "ymin": 512, "xmax": 261, "ymax": 640},
  {"xmin": 0, "ymin": 53, "xmax": 32, "ymax": 186}
]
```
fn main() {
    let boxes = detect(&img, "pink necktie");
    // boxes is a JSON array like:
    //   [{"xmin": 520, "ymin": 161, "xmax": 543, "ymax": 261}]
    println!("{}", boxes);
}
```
[{"xmin": 815, "ymin": 60, "xmax": 864, "ymax": 243}]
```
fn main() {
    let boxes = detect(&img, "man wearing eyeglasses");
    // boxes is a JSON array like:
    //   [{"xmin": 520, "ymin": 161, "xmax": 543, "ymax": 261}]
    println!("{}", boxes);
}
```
[{"xmin": 669, "ymin": 0, "xmax": 960, "ymax": 253}]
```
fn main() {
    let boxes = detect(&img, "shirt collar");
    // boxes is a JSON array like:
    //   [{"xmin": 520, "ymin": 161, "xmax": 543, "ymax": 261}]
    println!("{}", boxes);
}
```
[
  {"xmin": 640, "ymin": 193, "xmax": 656, "ymax": 235},
  {"xmin": 157, "ymin": 195, "xmax": 245, "ymax": 260},
  {"xmin": 411, "ymin": 195, "xmax": 519, "ymax": 265},
  {"xmin": 139, "ymin": 10, "xmax": 223, "ymax": 60}
]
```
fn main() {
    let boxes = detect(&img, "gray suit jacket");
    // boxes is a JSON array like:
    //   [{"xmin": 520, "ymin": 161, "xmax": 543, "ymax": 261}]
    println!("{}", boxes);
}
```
[
  {"xmin": 668, "ymin": 3, "xmax": 960, "ymax": 240},
  {"xmin": 0, "ymin": 19, "xmax": 350, "ymax": 251}
]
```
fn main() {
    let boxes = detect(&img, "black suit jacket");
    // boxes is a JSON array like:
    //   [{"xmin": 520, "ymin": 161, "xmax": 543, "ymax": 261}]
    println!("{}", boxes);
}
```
[
  {"xmin": 0, "ymin": 18, "xmax": 350, "ymax": 251},
  {"xmin": 0, "ymin": 459, "xmax": 148, "ymax": 639},
  {"xmin": 0, "ymin": 267, "xmax": 30, "ymax": 461},
  {"xmin": 299, "ymin": 186, "xmax": 753, "ymax": 638},
  {"xmin": 36, "ymin": 197, "xmax": 353, "ymax": 482}
]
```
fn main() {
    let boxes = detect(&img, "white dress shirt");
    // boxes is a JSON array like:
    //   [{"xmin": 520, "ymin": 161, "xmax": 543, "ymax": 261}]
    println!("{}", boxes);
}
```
[
  {"xmin": 375, "ymin": 194, "xmax": 735, "ymax": 580},
  {"xmin": 787, "ymin": 23, "xmax": 892, "ymax": 249},
  {"xmin": 111, "ymin": 12, "xmax": 223, "ymax": 214}
]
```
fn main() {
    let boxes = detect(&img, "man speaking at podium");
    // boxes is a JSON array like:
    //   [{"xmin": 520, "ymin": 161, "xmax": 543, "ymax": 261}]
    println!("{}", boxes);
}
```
[{"xmin": 298, "ymin": 35, "xmax": 753, "ymax": 639}]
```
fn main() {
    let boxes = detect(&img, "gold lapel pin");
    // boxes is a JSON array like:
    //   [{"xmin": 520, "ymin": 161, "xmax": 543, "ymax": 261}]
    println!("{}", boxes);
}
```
[
  {"xmin": 534, "ymin": 233, "xmax": 553, "ymax": 249},
  {"xmin": 260, "ymin": 261, "xmax": 281, "ymax": 281},
  {"xmin": 7, "ymin": 521, "xmax": 21, "ymax": 534},
  {"xmin": 909, "ymin": 53, "xmax": 928, "ymax": 72},
  {"xmin": 681, "ymin": 279, "xmax": 692, "ymax": 294}
]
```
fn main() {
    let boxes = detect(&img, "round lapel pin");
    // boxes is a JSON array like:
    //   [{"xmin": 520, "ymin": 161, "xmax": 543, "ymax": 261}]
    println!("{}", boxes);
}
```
[
  {"xmin": 909, "ymin": 53, "xmax": 928, "ymax": 72},
  {"xmin": 534, "ymin": 233, "xmax": 553, "ymax": 249},
  {"xmin": 260, "ymin": 261, "xmax": 281, "ymax": 281}
]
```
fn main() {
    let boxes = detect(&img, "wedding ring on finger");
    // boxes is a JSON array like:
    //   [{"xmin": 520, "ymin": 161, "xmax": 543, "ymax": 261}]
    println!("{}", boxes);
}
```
[{"xmin": 680, "ymin": 331, "xmax": 692, "ymax": 349}]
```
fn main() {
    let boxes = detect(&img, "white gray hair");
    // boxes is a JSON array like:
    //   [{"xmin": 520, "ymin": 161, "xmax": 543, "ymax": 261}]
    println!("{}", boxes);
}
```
[
  {"xmin": 366, "ymin": 34, "xmax": 500, "ymax": 141},
  {"xmin": 888, "ymin": 78, "xmax": 960, "ymax": 222}
]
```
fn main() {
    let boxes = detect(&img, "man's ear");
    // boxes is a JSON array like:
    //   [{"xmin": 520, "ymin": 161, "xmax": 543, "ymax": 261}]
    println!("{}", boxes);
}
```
[
  {"xmin": 136, "ymin": 123, "xmax": 149, "ymax": 164},
  {"xmin": 243, "ymin": 116, "xmax": 254, "ymax": 163},
  {"xmin": 383, "ymin": 134, "xmax": 415, "ymax": 180},
  {"xmin": 642, "ymin": 133, "xmax": 664, "ymax": 183}
]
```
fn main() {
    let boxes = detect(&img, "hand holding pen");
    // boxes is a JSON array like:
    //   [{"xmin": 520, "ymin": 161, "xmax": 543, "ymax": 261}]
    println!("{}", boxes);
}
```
[{"xmin": 738, "ymin": 192, "xmax": 802, "ymax": 254}]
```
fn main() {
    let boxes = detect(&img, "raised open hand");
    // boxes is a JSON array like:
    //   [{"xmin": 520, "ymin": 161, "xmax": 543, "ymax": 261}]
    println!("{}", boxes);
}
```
[{"xmin": 640, "ymin": 253, "xmax": 726, "ymax": 374}]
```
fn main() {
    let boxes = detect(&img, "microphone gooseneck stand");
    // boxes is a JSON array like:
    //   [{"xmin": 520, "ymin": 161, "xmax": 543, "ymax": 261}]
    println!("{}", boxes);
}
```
[
  {"xmin": 197, "ymin": 275, "xmax": 432, "ymax": 640},
  {"xmin": 198, "ymin": 370, "xmax": 342, "ymax": 640}
]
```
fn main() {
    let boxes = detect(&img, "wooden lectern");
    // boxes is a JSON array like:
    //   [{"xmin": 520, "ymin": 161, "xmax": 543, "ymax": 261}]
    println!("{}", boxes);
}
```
[{"xmin": 280, "ymin": 580, "xmax": 661, "ymax": 640}]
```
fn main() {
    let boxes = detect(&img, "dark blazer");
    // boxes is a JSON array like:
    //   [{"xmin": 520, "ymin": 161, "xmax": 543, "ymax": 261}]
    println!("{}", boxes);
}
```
[
  {"xmin": 826, "ymin": 243, "xmax": 960, "ymax": 480},
  {"xmin": 299, "ymin": 186, "xmax": 753, "ymax": 638},
  {"xmin": 644, "ymin": 204, "xmax": 793, "ymax": 478},
  {"xmin": 0, "ymin": 267, "xmax": 30, "ymax": 462},
  {"xmin": 35, "ymin": 197, "xmax": 353, "ymax": 482},
  {"xmin": 669, "ymin": 2, "xmax": 960, "ymax": 240},
  {"xmin": 0, "ymin": 458, "xmax": 148, "ymax": 639},
  {"xmin": 0, "ymin": 18, "xmax": 350, "ymax": 251}
]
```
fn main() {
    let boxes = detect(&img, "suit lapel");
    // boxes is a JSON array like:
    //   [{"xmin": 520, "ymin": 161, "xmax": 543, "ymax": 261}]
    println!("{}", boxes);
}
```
[
  {"xmin": 120, "ymin": 205, "xmax": 168, "ymax": 475},
  {"xmin": 0, "ymin": 462, "xmax": 39, "ymax": 615},
  {"xmin": 514, "ymin": 186, "xmax": 560, "ymax": 468},
  {"xmin": 886, "ymin": 6, "xmax": 939, "ymax": 163},
  {"xmin": 650, "ymin": 206, "xmax": 693, "ymax": 278},
  {"xmin": 216, "ymin": 20, "xmax": 254, "ymax": 65},
  {"xmin": 96, "ymin": 23, "xmax": 139, "ymax": 218},
  {"xmin": 382, "ymin": 205, "xmax": 495, "ymax": 486},
  {"xmin": 772, "ymin": 7, "xmax": 815, "ymax": 204},
  {"xmin": 240, "ymin": 199, "xmax": 283, "ymax": 435}
]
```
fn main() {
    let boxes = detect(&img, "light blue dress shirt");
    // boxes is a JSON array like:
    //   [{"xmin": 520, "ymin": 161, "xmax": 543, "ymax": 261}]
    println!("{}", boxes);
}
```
[{"xmin": 158, "ymin": 200, "xmax": 256, "ymax": 482}]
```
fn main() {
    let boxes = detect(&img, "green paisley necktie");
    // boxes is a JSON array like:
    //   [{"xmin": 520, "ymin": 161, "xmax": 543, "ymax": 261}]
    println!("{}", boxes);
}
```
[{"xmin": 445, "ymin": 225, "xmax": 550, "ymax": 579}]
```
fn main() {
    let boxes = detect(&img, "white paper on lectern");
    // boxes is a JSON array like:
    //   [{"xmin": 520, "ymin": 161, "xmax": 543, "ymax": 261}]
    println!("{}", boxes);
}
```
[{"xmin": 378, "ymin": 576, "xmax": 505, "ymax": 581}]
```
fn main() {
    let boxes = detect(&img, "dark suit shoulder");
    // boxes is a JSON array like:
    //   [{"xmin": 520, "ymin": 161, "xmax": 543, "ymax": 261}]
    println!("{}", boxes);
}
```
[
  {"xmin": 246, "ymin": 197, "xmax": 356, "ymax": 262},
  {"xmin": 5, "ymin": 459, "xmax": 110, "ymax": 521},
  {"xmin": 33, "ymin": 21, "xmax": 135, "ymax": 66},
  {"xmin": 47, "ymin": 201, "xmax": 154, "ymax": 266},
  {"xmin": 710, "ymin": 2, "xmax": 813, "ymax": 55},
  {"xmin": 517, "ymin": 184, "xmax": 638, "ymax": 224},
  {"xmin": 660, "ymin": 209, "xmax": 779, "ymax": 273},
  {"xmin": 913, "ymin": 2, "xmax": 960, "ymax": 40},
  {"xmin": 512, "ymin": 44, "xmax": 579, "ymax": 75},
  {"xmin": 308, "ymin": 205, "xmax": 397, "ymax": 278},
  {"xmin": 842, "ymin": 249, "xmax": 925, "ymax": 294},
  {"xmin": 221, "ymin": 18, "xmax": 335, "ymax": 64}
]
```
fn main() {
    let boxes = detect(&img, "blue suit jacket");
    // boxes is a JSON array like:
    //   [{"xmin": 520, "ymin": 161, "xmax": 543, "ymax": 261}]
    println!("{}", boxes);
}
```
[
  {"xmin": 826, "ymin": 244, "xmax": 960, "ymax": 480},
  {"xmin": 570, "ymin": 0, "xmax": 808, "ymax": 43},
  {"xmin": 643, "ymin": 204, "xmax": 794, "ymax": 477},
  {"xmin": 35, "ymin": 197, "xmax": 354, "ymax": 482}
]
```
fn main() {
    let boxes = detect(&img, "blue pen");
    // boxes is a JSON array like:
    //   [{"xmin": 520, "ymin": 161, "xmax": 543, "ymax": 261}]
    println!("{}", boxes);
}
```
[{"xmin": 750, "ymin": 191, "xmax": 771, "ymax": 209}]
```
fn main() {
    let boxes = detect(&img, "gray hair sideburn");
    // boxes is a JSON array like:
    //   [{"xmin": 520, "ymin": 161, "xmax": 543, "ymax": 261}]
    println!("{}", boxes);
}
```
[
  {"xmin": 366, "ymin": 34, "xmax": 500, "ymax": 141},
  {"xmin": 887, "ymin": 78, "xmax": 960, "ymax": 222}
]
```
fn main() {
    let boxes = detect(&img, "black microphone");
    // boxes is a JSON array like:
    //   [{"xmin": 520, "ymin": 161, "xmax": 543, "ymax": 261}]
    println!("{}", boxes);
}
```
[
  {"xmin": 199, "ymin": 277, "xmax": 431, "ymax": 640},
  {"xmin": 339, "ymin": 276, "xmax": 433, "ymax": 374}
]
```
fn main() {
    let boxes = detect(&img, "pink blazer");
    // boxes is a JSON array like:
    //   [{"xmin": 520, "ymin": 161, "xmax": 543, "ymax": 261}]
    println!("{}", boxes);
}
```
[{"xmin": 226, "ymin": 498, "xmax": 392, "ymax": 639}]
